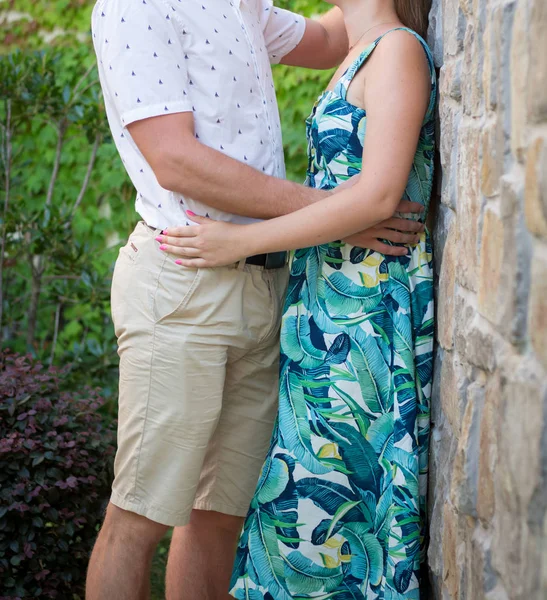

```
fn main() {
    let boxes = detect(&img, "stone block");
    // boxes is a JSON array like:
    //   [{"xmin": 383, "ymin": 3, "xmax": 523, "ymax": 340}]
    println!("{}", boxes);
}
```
[
  {"xmin": 499, "ymin": 1, "xmax": 518, "ymax": 153},
  {"xmin": 441, "ymin": 502, "xmax": 460, "ymax": 599},
  {"xmin": 477, "ymin": 373, "xmax": 500, "ymax": 523},
  {"xmin": 443, "ymin": 0, "xmax": 465, "ymax": 58},
  {"xmin": 454, "ymin": 287, "xmax": 498, "ymax": 371},
  {"xmin": 528, "ymin": 0, "xmax": 547, "ymax": 123},
  {"xmin": 478, "ymin": 197, "xmax": 533, "ymax": 348},
  {"xmin": 438, "ymin": 350, "xmax": 469, "ymax": 435},
  {"xmin": 455, "ymin": 124, "xmax": 482, "ymax": 291},
  {"xmin": 480, "ymin": 118, "xmax": 502, "ymax": 198},
  {"xmin": 529, "ymin": 245, "xmax": 547, "ymax": 369},
  {"xmin": 510, "ymin": 0, "xmax": 530, "ymax": 162},
  {"xmin": 439, "ymin": 101, "xmax": 461, "ymax": 211},
  {"xmin": 436, "ymin": 222, "xmax": 457, "ymax": 349},
  {"xmin": 461, "ymin": 20, "xmax": 484, "ymax": 118},
  {"xmin": 478, "ymin": 208, "xmax": 505, "ymax": 323},
  {"xmin": 492, "ymin": 507, "xmax": 543, "ymax": 599},
  {"xmin": 450, "ymin": 381, "xmax": 484, "ymax": 517},
  {"xmin": 441, "ymin": 58, "xmax": 462, "ymax": 103},
  {"xmin": 524, "ymin": 136, "xmax": 547, "ymax": 239},
  {"xmin": 542, "ymin": 511, "xmax": 547, "ymax": 598},
  {"xmin": 497, "ymin": 355, "xmax": 545, "ymax": 509},
  {"xmin": 485, "ymin": 584, "xmax": 510, "ymax": 600},
  {"xmin": 499, "ymin": 171, "xmax": 520, "ymax": 219},
  {"xmin": 483, "ymin": 3, "xmax": 501, "ymax": 112},
  {"xmin": 433, "ymin": 204, "xmax": 455, "ymax": 270},
  {"xmin": 464, "ymin": 527, "xmax": 489, "ymax": 600},
  {"xmin": 492, "ymin": 509, "xmax": 530, "ymax": 599}
]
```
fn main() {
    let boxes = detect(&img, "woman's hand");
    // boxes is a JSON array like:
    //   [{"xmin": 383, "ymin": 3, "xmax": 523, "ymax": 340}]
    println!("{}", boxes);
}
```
[{"xmin": 156, "ymin": 211, "xmax": 251, "ymax": 268}]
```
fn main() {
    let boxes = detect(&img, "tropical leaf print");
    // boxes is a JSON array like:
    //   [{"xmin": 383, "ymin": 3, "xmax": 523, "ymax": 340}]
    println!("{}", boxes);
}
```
[
  {"xmin": 231, "ymin": 27, "xmax": 436, "ymax": 600},
  {"xmin": 284, "ymin": 551, "xmax": 344, "ymax": 594},
  {"xmin": 278, "ymin": 368, "xmax": 331, "ymax": 475},
  {"xmin": 247, "ymin": 511, "xmax": 293, "ymax": 600}
]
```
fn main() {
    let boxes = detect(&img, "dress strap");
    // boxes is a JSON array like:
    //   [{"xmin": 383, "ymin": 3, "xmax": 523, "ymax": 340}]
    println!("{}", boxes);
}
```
[{"xmin": 335, "ymin": 27, "xmax": 437, "ymax": 118}]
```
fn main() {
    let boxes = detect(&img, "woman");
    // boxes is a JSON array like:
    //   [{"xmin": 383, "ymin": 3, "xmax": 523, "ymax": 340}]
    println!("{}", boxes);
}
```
[{"xmin": 158, "ymin": 0, "xmax": 435, "ymax": 596}]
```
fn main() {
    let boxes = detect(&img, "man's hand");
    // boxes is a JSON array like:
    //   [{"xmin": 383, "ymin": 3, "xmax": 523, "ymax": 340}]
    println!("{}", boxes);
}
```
[
  {"xmin": 343, "ymin": 200, "xmax": 425, "ymax": 256},
  {"xmin": 335, "ymin": 176, "xmax": 425, "ymax": 256}
]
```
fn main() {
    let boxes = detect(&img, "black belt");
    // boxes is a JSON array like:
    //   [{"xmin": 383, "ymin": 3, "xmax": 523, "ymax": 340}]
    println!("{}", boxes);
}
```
[{"xmin": 245, "ymin": 252, "xmax": 287, "ymax": 269}]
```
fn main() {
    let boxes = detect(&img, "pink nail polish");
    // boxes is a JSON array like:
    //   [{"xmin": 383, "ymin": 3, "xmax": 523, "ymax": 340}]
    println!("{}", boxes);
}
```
[
  {"xmin": 175, "ymin": 260, "xmax": 182, "ymax": 265},
  {"xmin": 186, "ymin": 210, "xmax": 196, "ymax": 217},
  {"xmin": 155, "ymin": 236, "xmax": 163, "ymax": 242},
  {"xmin": 159, "ymin": 245, "xmax": 167, "ymax": 251}
]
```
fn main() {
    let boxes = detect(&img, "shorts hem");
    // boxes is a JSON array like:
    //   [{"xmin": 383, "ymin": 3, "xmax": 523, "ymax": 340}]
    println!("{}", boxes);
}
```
[
  {"xmin": 192, "ymin": 498, "xmax": 249, "ymax": 518},
  {"xmin": 110, "ymin": 490, "xmax": 191, "ymax": 527}
]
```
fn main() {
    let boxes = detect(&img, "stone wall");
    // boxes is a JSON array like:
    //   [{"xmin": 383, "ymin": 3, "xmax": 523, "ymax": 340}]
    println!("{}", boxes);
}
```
[{"xmin": 427, "ymin": 0, "xmax": 547, "ymax": 598}]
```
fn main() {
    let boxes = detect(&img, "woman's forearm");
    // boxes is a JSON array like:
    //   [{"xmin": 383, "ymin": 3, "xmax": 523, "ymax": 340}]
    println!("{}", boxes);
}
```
[{"xmin": 244, "ymin": 181, "xmax": 398, "ymax": 255}]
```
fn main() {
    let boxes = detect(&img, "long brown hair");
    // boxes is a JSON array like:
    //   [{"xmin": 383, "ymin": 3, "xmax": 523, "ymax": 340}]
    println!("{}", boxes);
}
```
[{"xmin": 393, "ymin": 0, "xmax": 432, "ymax": 38}]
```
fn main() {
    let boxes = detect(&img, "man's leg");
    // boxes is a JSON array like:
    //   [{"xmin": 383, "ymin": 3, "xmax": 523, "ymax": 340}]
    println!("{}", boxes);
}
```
[
  {"xmin": 86, "ymin": 503, "xmax": 168, "ymax": 600},
  {"xmin": 166, "ymin": 510, "xmax": 243, "ymax": 600},
  {"xmin": 165, "ymin": 266, "xmax": 288, "ymax": 600},
  {"xmin": 89, "ymin": 224, "xmax": 229, "ymax": 598}
]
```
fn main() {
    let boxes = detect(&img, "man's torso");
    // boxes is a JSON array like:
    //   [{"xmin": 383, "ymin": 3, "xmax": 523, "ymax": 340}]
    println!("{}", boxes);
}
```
[{"xmin": 92, "ymin": 0, "xmax": 304, "ymax": 227}]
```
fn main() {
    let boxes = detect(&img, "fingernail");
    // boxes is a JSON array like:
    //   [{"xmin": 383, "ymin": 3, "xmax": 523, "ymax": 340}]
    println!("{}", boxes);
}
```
[
  {"xmin": 155, "ymin": 236, "xmax": 163, "ymax": 242},
  {"xmin": 186, "ymin": 210, "xmax": 196, "ymax": 216},
  {"xmin": 161, "ymin": 229, "xmax": 166, "ymax": 235},
  {"xmin": 175, "ymin": 259, "xmax": 182, "ymax": 265},
  {"xmin": 159, "ymin": 245, "xmax": 167, "ymax": 251}
]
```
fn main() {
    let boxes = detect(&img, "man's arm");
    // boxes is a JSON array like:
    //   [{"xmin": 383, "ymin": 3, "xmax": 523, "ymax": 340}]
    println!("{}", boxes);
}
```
[
  {"xmin": 129, "ymin": 112, "xmax": 424, "ymax": 254},
  {"xmin": 127, "ymin": 113, "xmax": 325, "ymax": 220},
  {"xmin": 281, "ymin": 8, "xmax": 348, "ymax": 70}
]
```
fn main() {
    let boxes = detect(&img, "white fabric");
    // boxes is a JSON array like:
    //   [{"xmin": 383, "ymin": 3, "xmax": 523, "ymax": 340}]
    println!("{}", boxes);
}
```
[{"xmin": 92, "ymin": 0, "xmax": 306, "ymax": 228}]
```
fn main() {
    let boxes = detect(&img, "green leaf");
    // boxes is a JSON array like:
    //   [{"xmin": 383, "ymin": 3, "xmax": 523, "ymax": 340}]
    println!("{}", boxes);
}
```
[
  {"xmin": 283, "ymin": 550, "xmax": 343, "ymax": 594},
  {"xmin": 256, "ymin": 456, "xmax": 290, "ymax": 505},
  {"xmin": 325, "ymin": 500, "xmax": 362, "ymax": 540}
]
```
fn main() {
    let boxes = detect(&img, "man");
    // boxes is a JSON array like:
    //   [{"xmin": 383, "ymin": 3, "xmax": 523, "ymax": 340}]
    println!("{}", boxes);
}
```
[{"xmin": 88, "ymin": 1, "xmax": 424, "ymax": 599}]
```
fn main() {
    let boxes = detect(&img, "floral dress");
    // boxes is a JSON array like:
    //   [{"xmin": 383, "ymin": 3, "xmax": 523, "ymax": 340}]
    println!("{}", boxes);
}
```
[{"xmin": 230, "ymin": 28, "xmax": 437, "ymax": 600}]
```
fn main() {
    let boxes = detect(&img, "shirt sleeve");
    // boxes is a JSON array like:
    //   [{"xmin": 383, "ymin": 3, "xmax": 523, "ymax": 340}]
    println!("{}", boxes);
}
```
[
  {"xmin": 92, "ymin": 0, "xmax": 193, "ymax": 127},
  {"xmin": 259, "ymin": 0, "xmax": 306, "ymax": 65}
]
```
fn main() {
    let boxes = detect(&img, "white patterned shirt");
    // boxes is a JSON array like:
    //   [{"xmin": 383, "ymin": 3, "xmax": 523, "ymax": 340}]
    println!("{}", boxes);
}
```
[{"xmin": 92, "ymin": 0, "xmax": 306, "ymax": 228}]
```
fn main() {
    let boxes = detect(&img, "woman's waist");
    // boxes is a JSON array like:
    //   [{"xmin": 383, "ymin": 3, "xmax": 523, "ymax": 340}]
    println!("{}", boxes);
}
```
[
  {"xmin": 336, "ymin": 228, "xmax": 430, "ymax": 255},
  {"xmin": 291, "ymin": 230, "xmax": 432, "ymax": 271}
]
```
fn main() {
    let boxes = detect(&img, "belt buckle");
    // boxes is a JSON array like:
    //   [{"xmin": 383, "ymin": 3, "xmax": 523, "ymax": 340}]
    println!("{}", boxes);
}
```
[{"xmin": 264, "ymin": 251, "xmax": 287, "ymax": 269}]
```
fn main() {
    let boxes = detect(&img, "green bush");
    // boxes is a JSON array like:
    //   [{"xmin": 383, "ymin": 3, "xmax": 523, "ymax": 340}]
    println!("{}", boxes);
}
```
[
  {"xmin": 0, "ymin": 47, "xmax": 135, "ymax": 398},
  {"xmin": 0, "ymin": 0, "xmax": 332, "ymax": 392}
]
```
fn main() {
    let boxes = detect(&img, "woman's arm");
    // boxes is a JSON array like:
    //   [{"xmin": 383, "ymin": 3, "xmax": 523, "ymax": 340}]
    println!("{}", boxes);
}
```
[{"xmin": 160, "ymin": 32, "xmax": 431, "ymax": 266}]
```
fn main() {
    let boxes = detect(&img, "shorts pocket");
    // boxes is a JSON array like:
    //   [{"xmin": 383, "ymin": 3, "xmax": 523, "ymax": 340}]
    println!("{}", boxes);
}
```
[{"xmin": 152, "ymin": 260, "xmax": 201, "ymax": 323}]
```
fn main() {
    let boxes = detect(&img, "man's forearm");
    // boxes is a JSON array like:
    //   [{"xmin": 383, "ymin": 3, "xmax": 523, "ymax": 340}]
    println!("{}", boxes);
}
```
[{"xmin": 153, "ymin": 135, "xmax": 328, "ymax": 219}]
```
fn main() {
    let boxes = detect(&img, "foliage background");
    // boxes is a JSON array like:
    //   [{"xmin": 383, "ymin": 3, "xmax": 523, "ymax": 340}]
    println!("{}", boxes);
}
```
[{"xmin": 1, "ymin": 0, "xmax": 333, "ymax": 395}]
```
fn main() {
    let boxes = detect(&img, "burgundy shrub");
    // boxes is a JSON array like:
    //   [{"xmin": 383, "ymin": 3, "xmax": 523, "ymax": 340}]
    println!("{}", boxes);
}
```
[{"xmin": 0, "ymin": 351, "xmax": 115, "ymax": 599}]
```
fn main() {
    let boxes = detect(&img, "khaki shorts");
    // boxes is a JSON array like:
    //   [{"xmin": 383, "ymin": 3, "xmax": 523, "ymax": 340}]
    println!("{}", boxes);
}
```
[{"xmin": 110, "ymin": 222, "xmax": 288, "ymax": 527}]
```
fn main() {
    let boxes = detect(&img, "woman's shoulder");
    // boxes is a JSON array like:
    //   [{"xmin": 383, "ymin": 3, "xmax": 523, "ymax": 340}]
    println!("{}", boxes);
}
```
[
  {"xmin": 374, "ymin": 28, "xmax": 431, "ymax": 60},
  {"xmin": 369, "ymin": 28, "xmax": 433, "ymax": 82}
]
